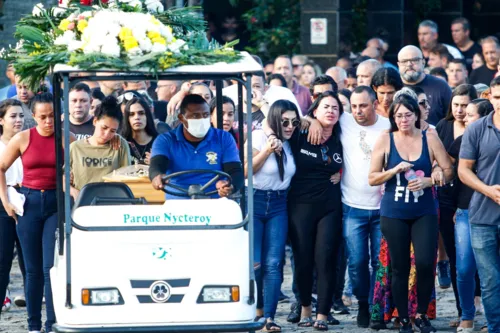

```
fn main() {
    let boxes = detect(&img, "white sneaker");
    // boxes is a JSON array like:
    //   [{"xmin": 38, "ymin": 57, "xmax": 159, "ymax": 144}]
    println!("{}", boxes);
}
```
[
  {"xmin": 14, "ymin": 295, "xmax": 26, "ymax": 307},
  {"xmin": 28, "ymin": 331, "xmax": 41, "ymax": 333},
  {"xmin": 2, "ymin": 289, "xmax": 12, "ymax": 312}
]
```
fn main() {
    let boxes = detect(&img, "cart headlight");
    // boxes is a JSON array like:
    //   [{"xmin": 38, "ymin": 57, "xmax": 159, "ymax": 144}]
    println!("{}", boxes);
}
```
[
  {"xmin": 82, "ymin": 288, "xmax": 123, "ymax": 306},
  {"xmin": 197, "ymin": 286, "xmax": 239, "ymax": 303}
]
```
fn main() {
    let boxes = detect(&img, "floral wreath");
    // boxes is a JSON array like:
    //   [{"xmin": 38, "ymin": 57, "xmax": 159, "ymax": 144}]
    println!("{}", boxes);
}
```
[{"xmin": 1, "ymin": 0, "xmax": 240, "ymax": 89}]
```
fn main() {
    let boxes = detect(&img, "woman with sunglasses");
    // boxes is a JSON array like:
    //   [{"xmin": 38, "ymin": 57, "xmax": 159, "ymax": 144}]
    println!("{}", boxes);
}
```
[
  {"xmin": 286, "ymin": 91, "xmax": 344, "ymax": 331},
  {"xmin": 245, "ymin": 100, "xmax": 300, "ymax": 332},
  {"xmin": 435, "ymin": 84, "xmax": 477, "ymax": 326},
  {"xmin": 122, "ymin": 96, "xmax": 158, "ymax": 165},
  {"xmin": 369, "ymin": 92, "xmax": 453, "ymax": 333},
  {"xmin": 407, "ymin": 87, "xmax": 434, "ymax": 131},
  {"xmin": 69, "ymin": 96, "xmax": 131, "ymax": 200}
]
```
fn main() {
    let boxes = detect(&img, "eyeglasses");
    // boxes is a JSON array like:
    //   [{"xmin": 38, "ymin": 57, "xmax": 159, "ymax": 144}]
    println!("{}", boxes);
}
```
[
  {"xmin": 395, "ymin": 113, "xmax": 415, "ymax": 120},
  {"xmin": 282, "ymin": 119, "xmax": 300, "ymax": 128},
  {"xmin": 418, "ymin": 99, "xmax": 429, "ymax": 107},
  {"xmin": 117, "ymin": 91, "xmax": 140, "ymax": 104},
  {"xmin": 398, "ymin": 58, "xmax": 423, "ymax": 66},
  {"xmin": 320, "ymin": 144, "xmax": 331, "ymax": 165}
]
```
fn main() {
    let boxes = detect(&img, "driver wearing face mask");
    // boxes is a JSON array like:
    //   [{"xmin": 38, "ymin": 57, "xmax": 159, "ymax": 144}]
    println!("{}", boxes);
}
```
[{"xmin": 149, "ymin": 94, "xmax": 243, "ymax": 199}]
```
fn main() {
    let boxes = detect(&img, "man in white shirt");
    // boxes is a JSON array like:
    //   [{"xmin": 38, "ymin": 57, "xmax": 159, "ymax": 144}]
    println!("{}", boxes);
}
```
[{"xmin": 339, "ymin": 86, "xmax": 390, "ymax": 328}]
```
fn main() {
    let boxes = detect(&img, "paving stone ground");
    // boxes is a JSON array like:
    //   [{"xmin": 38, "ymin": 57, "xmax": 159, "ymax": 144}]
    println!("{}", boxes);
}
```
[{"xmin": 0, "ymin": 249, "xmax": 486, "ymax": 333}]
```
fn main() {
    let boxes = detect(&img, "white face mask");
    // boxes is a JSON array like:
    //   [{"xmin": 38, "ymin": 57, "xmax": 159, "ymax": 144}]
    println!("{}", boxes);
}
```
[{"xmin": 185, "ymin": 117, "xmax": 211, "ymax": 138}]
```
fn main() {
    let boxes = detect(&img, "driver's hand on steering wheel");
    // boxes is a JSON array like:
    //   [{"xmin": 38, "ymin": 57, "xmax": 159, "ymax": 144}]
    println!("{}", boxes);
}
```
[
  {"xmin": 216, "ymin": 180, "xmax": 233, "ymax": 198},
  {"xmin": 152, "ymin": 174, "xmax": 166, "ymax": 190}
]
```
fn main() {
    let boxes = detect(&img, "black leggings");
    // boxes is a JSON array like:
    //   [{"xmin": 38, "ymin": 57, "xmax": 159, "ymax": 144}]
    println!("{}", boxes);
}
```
[
  {"xmin": 439, "ymin": 205, "xmax": 461, "ymax": 316},
  {"xmin": 380, "ymin": 215, "xmax": 438, "ymax": 318},
  {"xmin": 288, "ymin": 201, "xmax": 343, "ymax": 315}
]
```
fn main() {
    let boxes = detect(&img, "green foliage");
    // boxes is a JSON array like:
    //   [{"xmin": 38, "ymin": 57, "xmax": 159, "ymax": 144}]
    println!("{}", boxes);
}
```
[
  {"xmin": 241, "ymin": 0, "xmax": 301, "ymax": 60},
  {"xmin": 157, "ymin": 7, "xmax": 207, "ymax": 34},
  {"xmin": 350, "ymin": 0, "xmax": 368, "ymax": 53}
]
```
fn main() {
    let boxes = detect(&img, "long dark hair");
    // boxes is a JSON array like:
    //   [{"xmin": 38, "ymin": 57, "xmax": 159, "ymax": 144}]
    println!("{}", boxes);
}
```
[
  {"xmin": 267, "ymin": 99, "xmax": 300, "ymax": 181},
  {"xmin": 307, "ymin": 91, "xmax": 343, "ymax": 141},
  {"xmin": 122, "ymin": 97, "xmax": 158, "ymax": 141},
  {"xmin": 445, "ymin": 84, "xmax": 477, "ymax": 121},
  {"xmin": 388, "ymin": 93, "xmax": 421, "ymax": 132}
]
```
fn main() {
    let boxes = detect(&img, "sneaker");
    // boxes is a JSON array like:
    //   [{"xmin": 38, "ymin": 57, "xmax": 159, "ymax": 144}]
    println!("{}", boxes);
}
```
[
  {"xmin": 415, "ymin": 314, "xmax": 437, "ymax": 333},
  {"xmin": 287, "ymin": 302, "xmax": 301, "ymax": 323},
  {"xmin": 2, "ymin": 296, "xmax": 12, "ymax": 312},
  {"xmin": 356, "ymin": 301, "xmax": 370, "ymax": 328},
  {"xmin": 278, "ymin": 291, "xmax": 290, "ymax": 303},
  {"xmin": 14, "ymin": 295, "xmax": 26, "ymax": 307},
  {"xmin": 332, "ymin": 299, "xmax": 350, "ymax": 315},
  {"xmin": 399, "ymin": 318, "xmax": 413, "ymax": 333},
  {"xmin": 437, "ymin": 260, "xmax": 451, "ymax": 289}
]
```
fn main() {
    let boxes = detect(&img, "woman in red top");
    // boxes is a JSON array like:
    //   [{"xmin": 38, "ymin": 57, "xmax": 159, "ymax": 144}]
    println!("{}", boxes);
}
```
[{"xmin": 0, "ymin": 93, "xmax": 59, "ymax": 333}]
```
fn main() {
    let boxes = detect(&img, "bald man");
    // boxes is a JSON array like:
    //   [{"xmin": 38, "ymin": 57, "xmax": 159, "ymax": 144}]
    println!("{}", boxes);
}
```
[
  {"xmin": 326, "ymin": 66, "xmax": 347, "ymax": 90},
  {"xmin": 397, "ymin": 45, "xmax": 452, "ymax": 125},
  {"xmin": 356, "ymin": 59, "xmax": 382, "ymax": 87},
  {"xmin": 366, "ymin": 38, "xmax": 398, "ymax": 71}
]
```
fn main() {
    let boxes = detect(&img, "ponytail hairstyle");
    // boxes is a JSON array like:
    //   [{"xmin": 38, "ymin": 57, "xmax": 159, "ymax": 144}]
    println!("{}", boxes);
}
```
[
  {"xmin": 470, "ymin": 98, "xmax": 494, "ymax": 118},
  {"xmin": 30, "ymin": 92, "xmax": 53, "ymax": 115},
  {"xmin": 266, "ymin": 99, "xmax": 300, "ymax": 181},
  {"xmin": 94, "ymin": 95, "xmax": 123, "ymax": 125}
]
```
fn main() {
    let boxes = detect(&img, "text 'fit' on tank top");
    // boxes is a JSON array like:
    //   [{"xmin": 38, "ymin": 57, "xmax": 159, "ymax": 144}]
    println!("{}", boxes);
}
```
[{"xmin": 380, "ymin": 131, "xmax": 437, "ymax": 219}]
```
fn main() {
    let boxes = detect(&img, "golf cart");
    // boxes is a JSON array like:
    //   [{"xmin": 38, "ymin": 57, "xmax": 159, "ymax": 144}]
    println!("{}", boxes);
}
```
[{"xmin": 50, "ymin": 52, "xmax": 264, "ymax": 333}]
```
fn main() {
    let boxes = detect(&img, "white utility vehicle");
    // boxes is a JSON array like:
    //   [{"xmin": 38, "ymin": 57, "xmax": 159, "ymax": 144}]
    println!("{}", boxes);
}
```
[{"xmin": 50, "ymin": 53, "xmax": 264, "ymax": 333}]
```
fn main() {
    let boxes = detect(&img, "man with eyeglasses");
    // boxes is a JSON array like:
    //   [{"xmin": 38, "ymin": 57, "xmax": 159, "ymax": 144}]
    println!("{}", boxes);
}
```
[
  {"xmin": 398, "ymin": 45, "xmax": 452, "ymax": 125},
  {"xmin": 150, "ymin": 94, "xmax": 243, "ymax": 199},
  {"xmin": 154, "ymin": 80, "xmax": 181, "ymax": 123},
  {"xmin": 339, "ymin": 86, "xmax": 390, "ymax": 328},
  {"xmin": 292, "ymin": 55, "xmax": 308, "ymax": 79}
]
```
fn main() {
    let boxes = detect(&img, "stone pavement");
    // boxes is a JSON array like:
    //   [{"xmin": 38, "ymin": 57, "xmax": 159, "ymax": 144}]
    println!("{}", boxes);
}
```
[{"xmin": 0, "ymin": 251, "xmax": 486, "ymax": 333}]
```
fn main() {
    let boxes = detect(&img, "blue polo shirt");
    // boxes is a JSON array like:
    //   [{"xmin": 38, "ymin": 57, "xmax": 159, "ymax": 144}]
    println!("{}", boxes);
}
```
[
  {"xmin": 460, "ymin": 112, "xmax": 500, "ymax": 225},
  {"xmin": 151, "ymin": 125, "xmax": 240, "ymax": 199}
]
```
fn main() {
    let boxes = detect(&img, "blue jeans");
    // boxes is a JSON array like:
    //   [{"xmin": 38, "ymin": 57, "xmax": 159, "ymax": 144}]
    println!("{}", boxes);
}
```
[
  {"xmin": 455, "ymin": 209, "xmax": 477, "ymax": 321},
  {"xmin": 16, "ymin": 188, "xmax": 58, "ymax": 332},
  {"xmin": 253, "ymin": 189, "xmax": 288, "ymax": 319},
  {"xmin": 470, "ymin": 223, "xmax": 500, "ymax": 333},
  {"xmin": 342, "ymin": 204, "xmax": 381, "ymax": 304}
]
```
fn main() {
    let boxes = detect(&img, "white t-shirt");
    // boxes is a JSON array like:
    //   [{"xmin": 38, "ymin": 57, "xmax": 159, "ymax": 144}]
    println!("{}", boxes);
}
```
[
  {"xmin": 0, "ymin": 141, "xmax": 22, "ymax": 186},
  {"xmin": 443, "ymin": 43, "xmax": 464, "ymax": 60},
  {"xmin": 247, "ymin": 130, "xmax": 296, "ymax": 191},
  {"xmin": 223, "ymin": 85, "xmax": 303, "ymax": 116},
  {"xmin": 340, "ymin": 113, "xmax": 390, "ymax": 210}
]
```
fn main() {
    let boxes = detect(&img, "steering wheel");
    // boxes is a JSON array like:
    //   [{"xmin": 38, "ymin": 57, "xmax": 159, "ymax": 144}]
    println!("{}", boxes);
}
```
[{"xmin": 161, "ymin": 169, "xmax": 233, "ymax": 198}]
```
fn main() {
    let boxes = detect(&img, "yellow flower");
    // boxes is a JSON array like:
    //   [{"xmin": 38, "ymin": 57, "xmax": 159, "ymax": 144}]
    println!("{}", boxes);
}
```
[
  {"xmin": 123, "ymin": 36, "xmax": 139, "ymax": 51},
  {"xmin": 151, "ymin": 36, "xmax": 166, "ymax": 45},
  {"xmin": 58, "ymin": 19, "xmax": 71, "ymax": 31},
  {"xmin": 150, "ymin": 17, "xmax": 161, "ymax": 26},
  {"xmin": 34, "ymin": 42, "xmax": 41, "ymax": 49},
  {"xmin": 29, "ymin": 50, "xmax": 42, "ymax": 56},
  {"xmin": 147, "ymin": 30, "xmax": 160, "ymax": 40},
  {"xmin": 77, "ymin": 20, "xmax": 88, "ymax": 33},
  {"xmin": 119, "ymin": 27, "xmax": 133, "ymax": 41},
  {"xmin": 159, "ymin": 56, "xmax": 176, "ymax": 70}
]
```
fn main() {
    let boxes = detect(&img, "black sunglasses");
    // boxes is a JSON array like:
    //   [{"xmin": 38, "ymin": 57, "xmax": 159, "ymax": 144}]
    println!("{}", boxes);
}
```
[
  {"xmin": 282, "ymin": 119, "xmax": 300, "ymax": 128},
  {"xmin": 320, "ymin": 144, "xmax": 331, "ymax": 165},
  {"xmin": 418, "ymin": 100, "xmax": 429, "ymax": 107}
]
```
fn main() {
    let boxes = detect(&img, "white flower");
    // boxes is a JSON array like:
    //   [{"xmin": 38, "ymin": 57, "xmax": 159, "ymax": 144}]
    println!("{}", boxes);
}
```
[
  {"xmin": 127, "ymin": 47, "xmax": 142, "ymax": 57},
  {"xmin": 32, "ymin": 3, "xmax": 44, "ymax": 17},
  {"xmin": 168, "ymin": 39, "xmax": 186, "ymax": 53},
  {"xmin": 138, "ymin": 37, "xmax": 152, "ymax": 52},
  {"xmin": 144, "ymin": 0, "xmax": 164, "ymax": 13},
  {"xmin": 68, "ymin": 40, "xmax": 84, "ymax": 52},
  {"xmin": 101, "ymin": 36, "xmax": 121, "ymax": 57},
  {"xmin": 151, "ymin": 43, "xmax": 167, "ymax": 53},
  {"xmin": 52, "ymin": 7, "xmax": 67, "ymax": 17},
  {"xmin": 54, "ymin": 30, "xmax": 76, "ymax": 46}
]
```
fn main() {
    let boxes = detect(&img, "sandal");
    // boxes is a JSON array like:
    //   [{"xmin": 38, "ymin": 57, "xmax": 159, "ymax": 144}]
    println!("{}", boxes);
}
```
[
  {"xmin": 327, "ymin": 313, "xmax": 340, "ymax": 325},
  {"xmin": 480, "ymin": 324, "xmax": 488, "ymax": 332},
  {"xmin": 314, "ymin": 319, "xmax": 329, "ymax": 331},
  {"xmin": 298, "ymin": 316, "xmax": 314, "ymax": 327},
  {"xmin": 263, "ymin": 321, "xmax": 281, "ymax": 332}
]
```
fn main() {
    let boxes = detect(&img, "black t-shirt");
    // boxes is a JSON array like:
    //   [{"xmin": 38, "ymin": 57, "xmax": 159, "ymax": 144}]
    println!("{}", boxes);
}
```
[
  {"xmin": 436, "ymin": 119, "xmax": 458, "ymax": 207},
  {"xmin": 459, "ymin": 42, "xmax": 482, "ymax": 73},
  {"xmin": 128, "ymin": 137, "xmax": 155, "ymax": 165},
  {"xmin": 70, "ymin": 117, "xmax": 95, "ymax": 140},
  {"xmin": 469, "ymin": 65, "xmax": 497, "ymax": 85},
  {"xmin": 407, "ymin": 75, "xmax": 452, "ymax": 126},
  {"xmin": 153, "ymin": 100, "xmax": 168, "ymax": 122},
  {"xmin": 288, "ymin": 131, "xmax": 343, "ymax": 204},
  {"xmin": 448, "ymin": 135, "xmax": 474, "ymax": 209}
]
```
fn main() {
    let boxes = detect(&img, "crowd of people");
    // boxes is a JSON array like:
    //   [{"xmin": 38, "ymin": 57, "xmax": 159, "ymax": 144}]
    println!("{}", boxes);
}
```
[{"xmin": 0, "ymin": 15, "xmax": 498, "ymax": 333}]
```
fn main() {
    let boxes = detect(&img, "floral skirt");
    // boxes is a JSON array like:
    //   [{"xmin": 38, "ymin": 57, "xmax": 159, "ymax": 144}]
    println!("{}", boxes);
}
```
[{"xmin": 371, "ymin": 236, "xmax": 437, "ymax": 322}]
